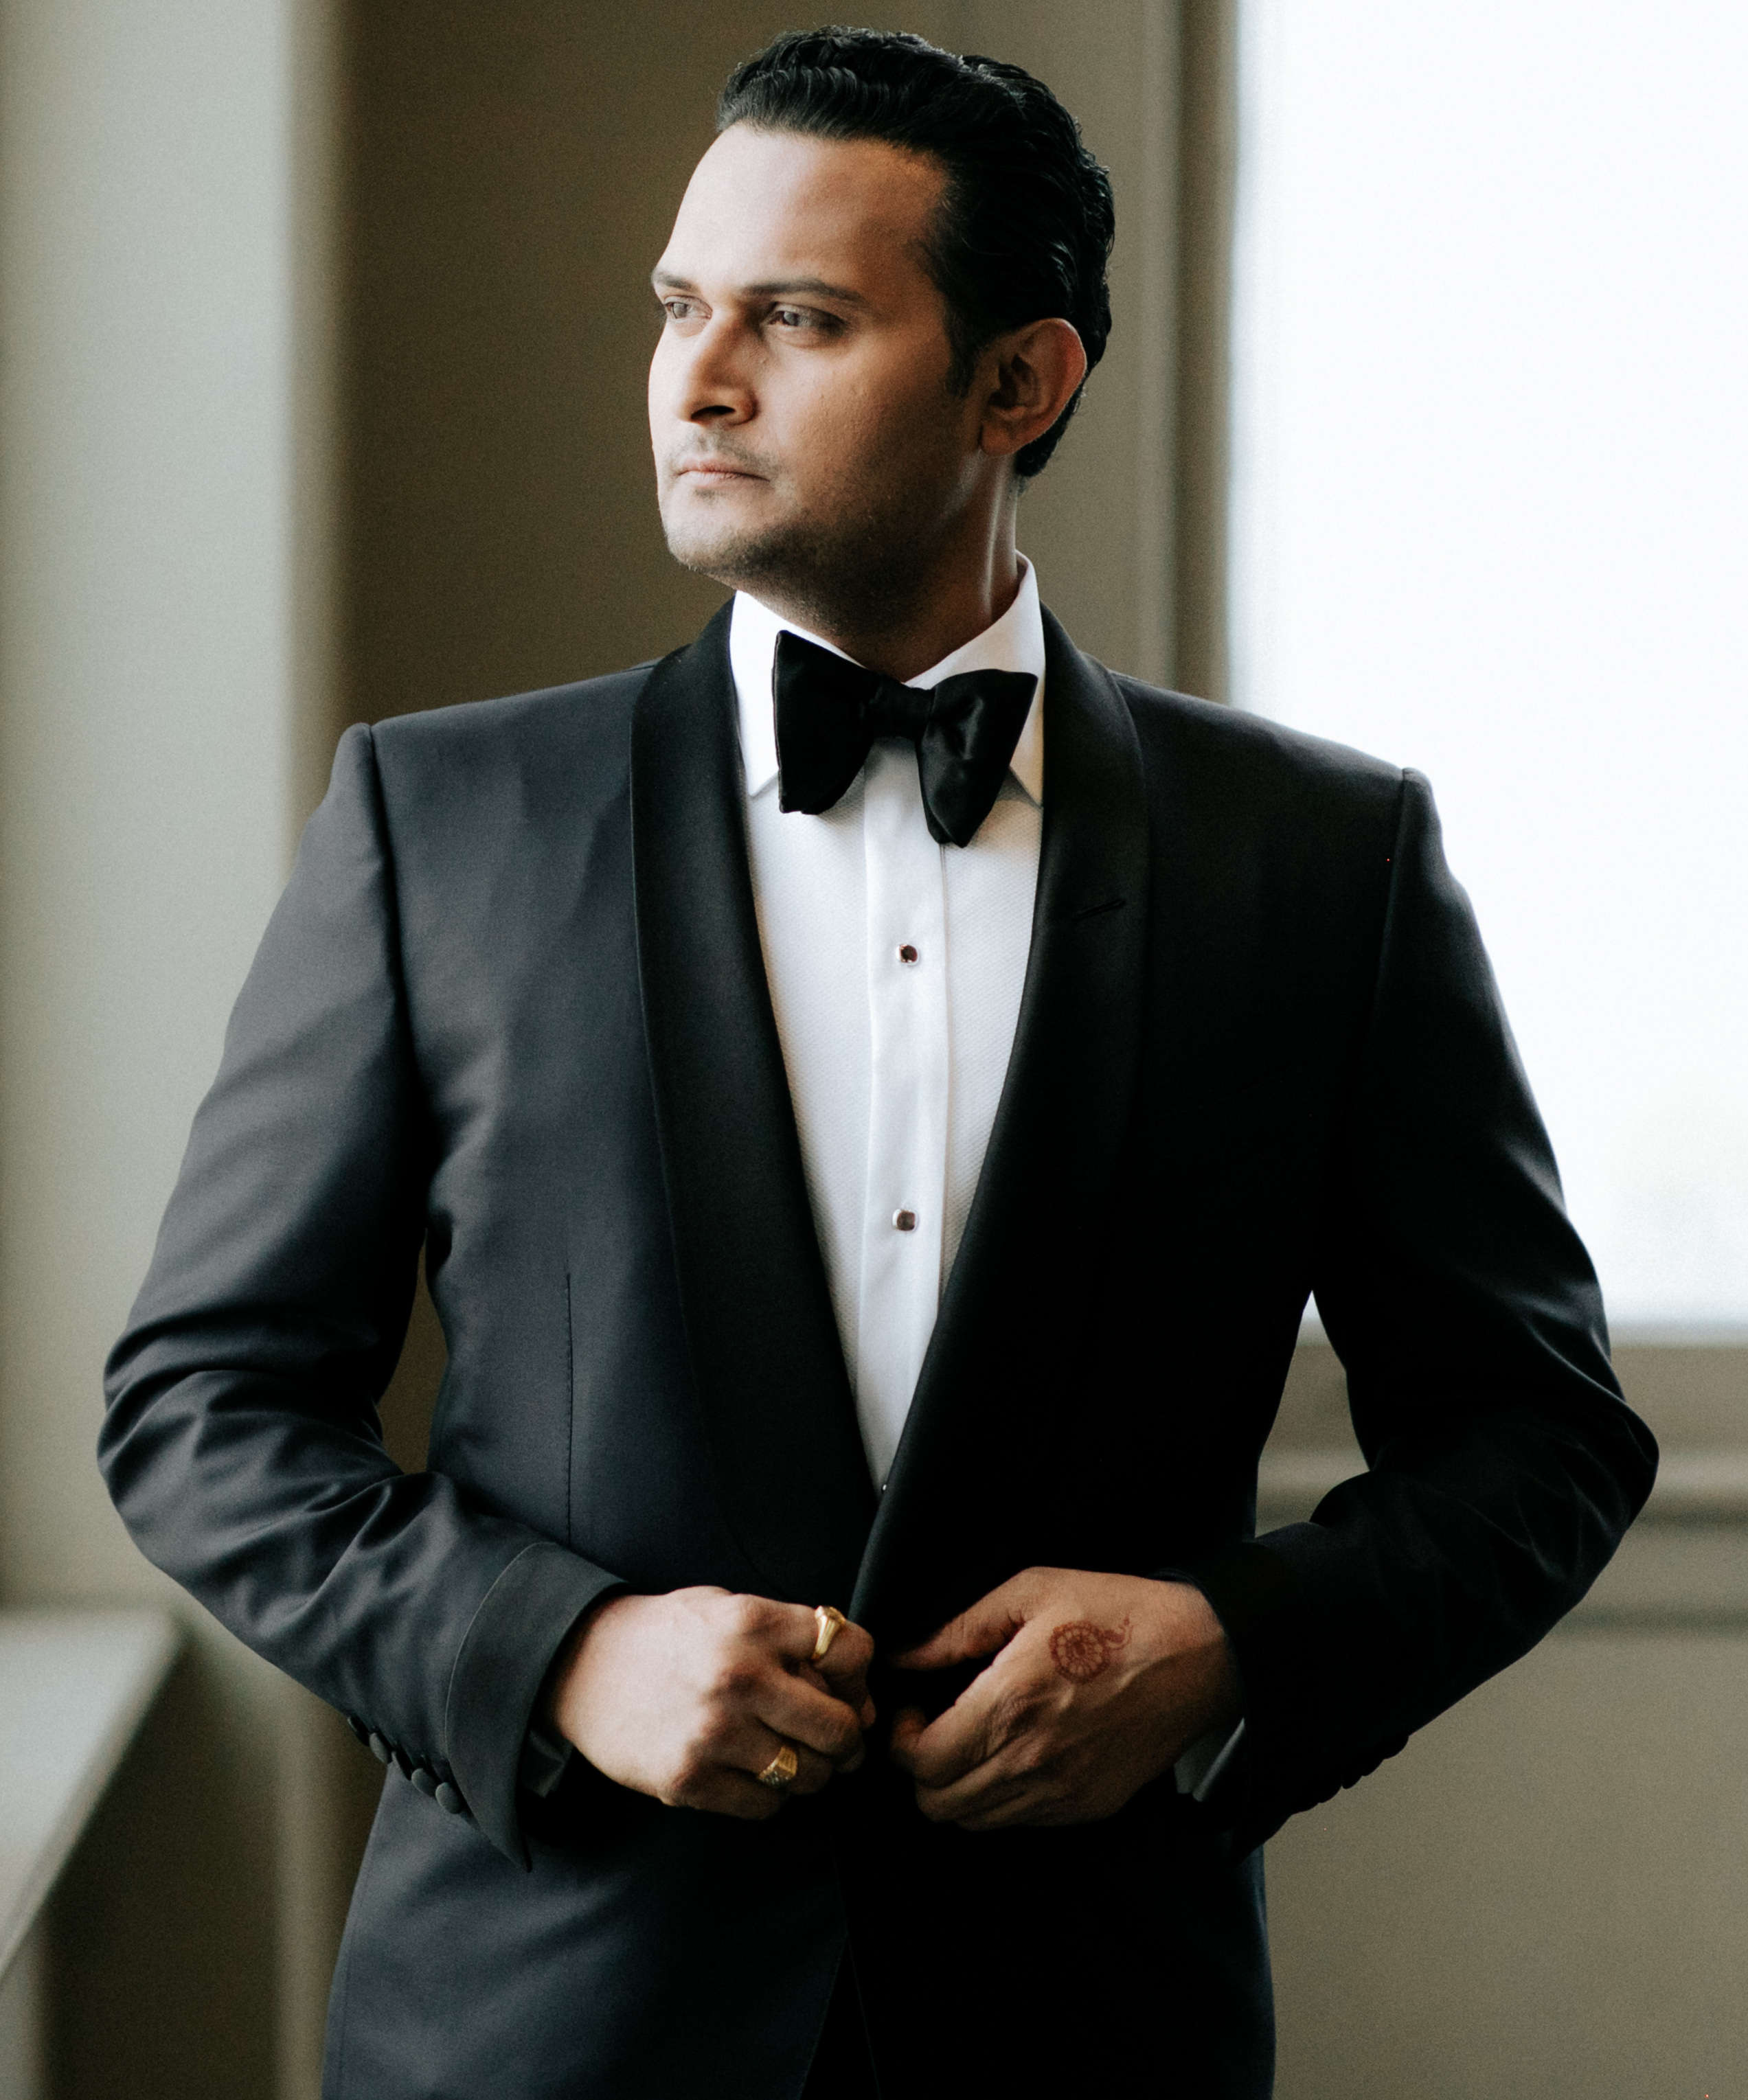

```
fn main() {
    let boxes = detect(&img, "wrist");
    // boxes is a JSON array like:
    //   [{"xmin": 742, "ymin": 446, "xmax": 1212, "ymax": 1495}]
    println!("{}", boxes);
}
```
[
  {"xmin": 542, "ymin": 1588, "xmax": 633, "ymax": 1739},
  {"xmin": 1144, "ymin": 1577, "xmax": 1244, "ymax": 1741}
]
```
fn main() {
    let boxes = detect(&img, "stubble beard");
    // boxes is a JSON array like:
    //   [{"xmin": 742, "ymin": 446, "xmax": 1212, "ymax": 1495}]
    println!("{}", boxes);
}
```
[{"xmin": 661, "ymin": 469, "xmax": 946, "ymax": 641}]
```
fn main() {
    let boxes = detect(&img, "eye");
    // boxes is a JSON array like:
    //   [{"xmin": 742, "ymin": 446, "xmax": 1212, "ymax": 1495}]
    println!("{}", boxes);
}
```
[
  {"xmin": 659, "ymin": 296, "xmax": 703, "ymax": 325},
  {"xmin": 768, "ymin": 305, "xmax": 838, "ymax": 336}
]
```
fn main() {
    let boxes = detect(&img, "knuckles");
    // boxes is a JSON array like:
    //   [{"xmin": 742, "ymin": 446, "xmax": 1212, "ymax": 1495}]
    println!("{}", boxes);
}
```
[
  {"xmin": 818, "ymin": 1708, "xmax": 861, "ymax": 1759},
  {"xmin": 985, "ymin": 1685, "xmax": 1042, "ymax": 1757},
  {"xmin": 1005, "ymin": 1729, "xmax": 1056, "ymax": 1781},
  {"xmin": 720, "ymin": 1593, "xmax": 772, "ymax": 1640},
  {"xmin": 662, "ymin": 1761, "xmax": 709, "ymax": 1805},
  {"xmin": 704, "ymin": 1657, "xmax": 762, "ymax": 1706}
]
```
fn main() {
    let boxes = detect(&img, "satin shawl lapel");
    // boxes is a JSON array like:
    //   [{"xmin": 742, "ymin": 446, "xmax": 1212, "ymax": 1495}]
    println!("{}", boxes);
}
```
[
  {"xmin": 851, "ymin": 611, "xmax": 1151, "ymax": 1639},
  {"xmin": 631, "ymin": 603, "xmax": 875, "ymax": 1605}
]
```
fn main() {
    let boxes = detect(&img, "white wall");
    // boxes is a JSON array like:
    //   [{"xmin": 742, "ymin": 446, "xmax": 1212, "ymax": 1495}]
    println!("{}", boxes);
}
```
[
  {"xmin": 0, "ymin": 2, "xmax": 338, "ymax": 2094},
  {"xmin": 1263, "ymin": 1343, "xmax": 1748, "ymax": 2095}
]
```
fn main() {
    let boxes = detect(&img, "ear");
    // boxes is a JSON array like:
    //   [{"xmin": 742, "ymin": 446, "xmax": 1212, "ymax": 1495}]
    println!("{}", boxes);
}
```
[{"xmin": 977, "ymin": 318, "xmax": 1089, "ymax": 464}]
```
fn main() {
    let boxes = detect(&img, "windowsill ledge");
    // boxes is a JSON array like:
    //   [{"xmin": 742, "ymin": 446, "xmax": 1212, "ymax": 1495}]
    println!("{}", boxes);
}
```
[
  {"xmin": 1259, "ymin": 1447, "xmax": 1748, "ymax": 1527},
  {"xmin": 0, "ymin": 1609, "xmax": 179, "ymax": 1984}
]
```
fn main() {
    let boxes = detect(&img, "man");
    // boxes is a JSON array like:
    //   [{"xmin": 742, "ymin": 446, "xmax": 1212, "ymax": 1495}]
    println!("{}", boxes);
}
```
[{"xmin": 102, "ymin": 27, "xmax": 1655, "ymax": 2099}]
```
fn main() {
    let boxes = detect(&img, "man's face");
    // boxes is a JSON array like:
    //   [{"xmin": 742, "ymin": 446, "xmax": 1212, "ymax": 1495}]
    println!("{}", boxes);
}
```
[{"xmin": 648, "ymin": 124, "xmax": 987, "ymax": 621}]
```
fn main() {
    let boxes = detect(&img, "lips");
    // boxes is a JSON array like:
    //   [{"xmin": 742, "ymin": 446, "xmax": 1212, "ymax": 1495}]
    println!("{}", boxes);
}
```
[{"xmin": 672, "ymin": 454, "xmax": 767, "ymax": 486}]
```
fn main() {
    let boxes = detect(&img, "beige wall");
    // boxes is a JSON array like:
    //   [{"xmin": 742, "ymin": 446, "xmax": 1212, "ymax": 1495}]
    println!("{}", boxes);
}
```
[{"xmin": 0, "ymin": 1, "xmax": 342, "ymax": 2094}]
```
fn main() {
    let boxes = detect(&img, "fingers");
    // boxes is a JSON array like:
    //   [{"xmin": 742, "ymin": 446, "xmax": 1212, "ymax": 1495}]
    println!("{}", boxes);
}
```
[
  {"xmin": 758, "ymin": 1670, "xmax": 869, "ymax": 1770},
  {"xmin": 665, "ymin": 1709, "xmax": 835, "ymax": 1816},
  {"xmin": 679, "ymin": 1768, "xmax": 791, "ymax": 1821},
  {"xmin": 736, "ymin": 1597, "xmax": 877, "ymax": 1727},
  {"xmin": 916, "ymin": 1779, "xmax": 1055, "ymax": 1833},
  {"xmin": 888, "ymin": 1661, "xmax": 1032, "ymax": 1792},
  {"xmin": 904, "ymin": 1729, "xmax": 1054, "ymax": 1830},
  {"xmin": 692, "ymin": 1595, "xmax": 870, "ymax": 1801},
  {"xmin": 810, "ymin": 1617, "xmax": 876, "ymax": 1725},
  {"xmin": 738, "ymin": 1720, "xmax": 836, "ymax": 1798},
  {"xmin": 888, "ymin": 1570, "xmax": 1048, "ymax": 1671},
  {"xmin": 757, "ymin": 1597, "xmax": 843, "ymax": 1667},
  {"xmin": 731, "ymin": 1597, "xmax": 874, "ymax": 1757}
]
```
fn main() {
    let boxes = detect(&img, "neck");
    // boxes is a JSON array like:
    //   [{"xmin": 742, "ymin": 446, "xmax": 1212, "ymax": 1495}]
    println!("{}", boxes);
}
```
[{"xmin": 743, "ymin": 488, "xmax": 1023, "ymax": 683}]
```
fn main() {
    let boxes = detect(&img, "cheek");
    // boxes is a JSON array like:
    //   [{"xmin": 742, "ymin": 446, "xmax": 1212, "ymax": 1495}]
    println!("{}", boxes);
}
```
[
  {"xmin": 647, "ymin": 336, "xmax": 676, "ymax": 433},
  {"xmin": 784, "ymin": 367, "xmax": 874, "ymax": 451},
  {"xmin": 798, "ymin": 366, "xmax": 955, "ymax": 491}
]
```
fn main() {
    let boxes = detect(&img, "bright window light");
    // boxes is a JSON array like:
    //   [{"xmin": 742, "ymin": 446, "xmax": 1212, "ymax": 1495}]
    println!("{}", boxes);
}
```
[{"xmin": 1231, "ymin": 0, "xmax": 1748, "ymax": 1329}]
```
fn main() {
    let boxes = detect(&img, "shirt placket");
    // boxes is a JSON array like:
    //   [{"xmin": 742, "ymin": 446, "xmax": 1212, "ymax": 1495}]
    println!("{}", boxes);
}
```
[{"xmin": 855, "ymin": 738, "xmax": 950, "ymax": 1485}]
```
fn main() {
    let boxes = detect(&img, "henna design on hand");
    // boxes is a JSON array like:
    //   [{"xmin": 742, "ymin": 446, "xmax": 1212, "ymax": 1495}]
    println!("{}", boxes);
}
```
[{"xmin": 1048, "ymin": 1617, "xmax": 1132, "ymax": 1684}]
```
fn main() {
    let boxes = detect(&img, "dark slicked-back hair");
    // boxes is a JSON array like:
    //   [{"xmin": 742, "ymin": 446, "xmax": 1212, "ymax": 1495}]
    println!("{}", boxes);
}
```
[{"xmin": 717, "ymin": 26, "xmax": 1115, "ymax": 479}]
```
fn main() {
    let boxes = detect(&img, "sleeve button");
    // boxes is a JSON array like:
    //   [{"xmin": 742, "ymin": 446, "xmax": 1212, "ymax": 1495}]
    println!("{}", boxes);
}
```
[
  {"xmin": 411, "ymin": 1766, "xmax": 438, "ymax": 1797},
  {"xmin": 435, "ymin": 1783, "xmax": 466, "ymax": 1815},
  {"xmin": 367, "ymin": 1733, "xmax": 393, "ymax": 1766},
  {"xmin": 345, "ymin": 1714, "xmax": 370, "ymax": 1744}
]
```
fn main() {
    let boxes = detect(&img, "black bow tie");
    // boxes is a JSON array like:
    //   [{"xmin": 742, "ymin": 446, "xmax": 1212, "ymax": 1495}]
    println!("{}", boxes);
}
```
[{"xmin": 773, "ymin": 630, "xmax": 1037, "ymax": 849}]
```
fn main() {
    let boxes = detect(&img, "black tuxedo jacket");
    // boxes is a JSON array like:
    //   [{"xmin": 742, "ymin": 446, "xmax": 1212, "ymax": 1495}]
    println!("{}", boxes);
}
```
[{"xmin": 102, "ymin": 604, "xmax": 1654, "ymax": 2099}]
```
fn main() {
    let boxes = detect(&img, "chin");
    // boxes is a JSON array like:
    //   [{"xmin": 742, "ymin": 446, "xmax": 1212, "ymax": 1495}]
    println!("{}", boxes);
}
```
[
  {"xmin": 661, "ymin": 506, "xmax": 796, "ymax": 591},
  {"xmin": 661, "ymin": 499, "xmax": 915, "ymax": 626}
]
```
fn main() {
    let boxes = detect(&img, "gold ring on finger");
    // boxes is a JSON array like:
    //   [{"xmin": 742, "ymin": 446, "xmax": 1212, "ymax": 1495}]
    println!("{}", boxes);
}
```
[
  {"xmin": 757, "ymin": 1743, "xmax": 799, "ymax": 1790},
  {"xmin": 811, "ymin": 1605, "xmax": 848, "ymax": 1665}
]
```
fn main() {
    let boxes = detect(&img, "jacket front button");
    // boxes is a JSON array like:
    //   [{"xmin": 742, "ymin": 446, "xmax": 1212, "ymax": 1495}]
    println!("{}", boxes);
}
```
[
  {"xmin": 411, "ymin": 1766, "xmax": 438, "ymax": 1797},
  {"xmin": 435, "ymin": 1783, "xmax": 466, "ymax": 1815}
]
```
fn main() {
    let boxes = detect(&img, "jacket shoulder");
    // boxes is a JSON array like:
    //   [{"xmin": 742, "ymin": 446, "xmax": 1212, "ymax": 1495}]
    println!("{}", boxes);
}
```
[
  {"xmin": 354, "ymin": 661, "xmax": 661, "ymax": 834},
  {"xmin": 366, "ymin": 661, "xmax": 657, "ymax": 764},
  {"xmin": 1112, "ymin": 672, "xmax": 1400, "ymax": 792},
  {"xmin": 1107, "ymin": 671, "xmax": 1406, "ymax": 845}
]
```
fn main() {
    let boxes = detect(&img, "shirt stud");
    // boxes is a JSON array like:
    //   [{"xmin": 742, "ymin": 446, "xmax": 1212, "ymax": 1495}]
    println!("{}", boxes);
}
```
[
  {"xmin": 898, "ymin": 943, "xmax": 919, "ymax": 965},
  {"xmin": 892, "ymin": 1209, "xmax": 917, "ymax": 1232}
]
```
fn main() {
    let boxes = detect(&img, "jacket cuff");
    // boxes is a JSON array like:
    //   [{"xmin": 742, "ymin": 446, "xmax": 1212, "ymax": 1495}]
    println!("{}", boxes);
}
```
[
  {"xmin": 444, "ymin": 1540, "xmax": 624, "ymax": 1866},
  {"xmin": 1177, "ymin": 1539, "xmax": 1299, "ymax": 1683},
  {"xmin": 1165, "ymin": 1542, "xmax": 1300, "ymax": 1849},
  {"xmin": 519, "ymin": 1713, "xmax": 576, "ymax": 1799}
]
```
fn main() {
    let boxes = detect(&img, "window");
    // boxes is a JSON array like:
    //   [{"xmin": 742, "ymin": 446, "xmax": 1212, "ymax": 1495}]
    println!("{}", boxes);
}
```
[{"xmin": 1231, "ymin": 0, "xmax": 1748, "ymax": 1327}]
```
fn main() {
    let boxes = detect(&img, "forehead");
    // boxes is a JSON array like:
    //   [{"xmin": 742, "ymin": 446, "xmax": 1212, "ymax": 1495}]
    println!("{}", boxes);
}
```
[{"xmin": 659, "ymin": 124, "xmax": 946, "ymax": 288}]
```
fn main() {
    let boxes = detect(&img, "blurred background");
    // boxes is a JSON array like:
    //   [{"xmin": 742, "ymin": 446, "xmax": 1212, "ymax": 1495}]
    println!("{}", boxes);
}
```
[{"xmin": 0, "ymin": 3, "xmax": 1741, "ymax": 2095}]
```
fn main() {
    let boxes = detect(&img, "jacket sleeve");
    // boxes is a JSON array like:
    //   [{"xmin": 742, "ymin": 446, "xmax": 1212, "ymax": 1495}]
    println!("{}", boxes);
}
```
[
  {"xmin": 1188, "ymin": 767, "xmax": 1658, "ymax": 1856},
  {"xmin": 100, "ymin": 724, "xmax": 621, "ymax": 1868}
]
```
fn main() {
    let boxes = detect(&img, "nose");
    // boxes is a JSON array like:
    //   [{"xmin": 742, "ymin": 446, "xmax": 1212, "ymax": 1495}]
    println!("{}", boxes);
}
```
[{"xmin": 659, "ymin": 313, "xmax": 755, "ymax": 429}]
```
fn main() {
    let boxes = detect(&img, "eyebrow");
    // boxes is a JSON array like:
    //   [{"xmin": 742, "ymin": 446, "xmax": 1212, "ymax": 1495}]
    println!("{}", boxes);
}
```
[{"xmin": 651, "ymin": 269, "xmax": 871, "ymax": 310}]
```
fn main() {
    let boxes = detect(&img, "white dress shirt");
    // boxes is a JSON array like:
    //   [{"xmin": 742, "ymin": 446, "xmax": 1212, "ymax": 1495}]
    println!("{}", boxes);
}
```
[
  {"xmin": 732, "ymin": 562, "xmax": 1045, "ymax": 1487},
  {"xmin": 732, "ymin": 569, "xmax": 1243, "ymax": 1804}
]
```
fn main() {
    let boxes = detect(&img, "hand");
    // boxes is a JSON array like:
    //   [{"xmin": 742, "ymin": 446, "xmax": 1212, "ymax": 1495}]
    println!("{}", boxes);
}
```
[
  {"xmin": 887, "ymin": 1568, "xmax": 1240, "ymax": 1831},
  {"xmin": 545, "ymin": 1588, "xmax": 875, "ymax": 1818}
]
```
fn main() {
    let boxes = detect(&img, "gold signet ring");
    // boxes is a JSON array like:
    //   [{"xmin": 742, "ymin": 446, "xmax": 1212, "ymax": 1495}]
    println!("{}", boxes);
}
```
[
  {"xmin": 811, "ymin": 1605, "xmax": 849, "ymax": 1664},
  {"xmin": 757, "ymin": 1744, "xmax": 799, "ymax": 1789}
]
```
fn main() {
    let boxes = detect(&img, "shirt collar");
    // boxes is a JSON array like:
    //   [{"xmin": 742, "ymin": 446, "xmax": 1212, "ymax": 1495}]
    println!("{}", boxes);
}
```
[{"xmin": 729, "ymin": 556, "xmax": 1046, "ymax": 808}]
